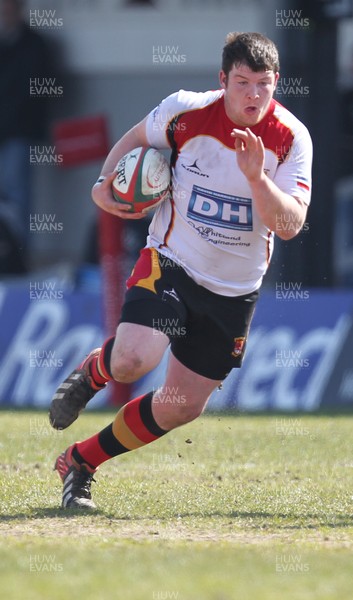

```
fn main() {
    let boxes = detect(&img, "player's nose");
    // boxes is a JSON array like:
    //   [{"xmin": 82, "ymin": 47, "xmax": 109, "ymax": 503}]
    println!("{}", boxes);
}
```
[{"xmin": 247, "ymin": 85, "xmax": 260, "ymax": 99}]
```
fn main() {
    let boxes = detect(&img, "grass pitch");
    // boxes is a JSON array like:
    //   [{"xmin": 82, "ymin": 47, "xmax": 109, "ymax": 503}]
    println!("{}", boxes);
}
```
[{"xmin": 0, "ymin": 410, "xmax": 352, "ymax": 599}]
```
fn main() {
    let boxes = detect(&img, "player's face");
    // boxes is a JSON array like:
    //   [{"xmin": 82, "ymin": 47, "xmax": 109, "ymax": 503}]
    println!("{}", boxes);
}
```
[{"xmin": 220, "ymin": 63, "xmax": 279, "ymax": 127}]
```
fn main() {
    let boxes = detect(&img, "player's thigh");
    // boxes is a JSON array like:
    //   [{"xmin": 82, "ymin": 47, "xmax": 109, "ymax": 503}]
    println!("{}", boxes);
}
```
[
  {"xmin": 111, "ymin": 322, "xmax": 169, "ymax": 382},
  {"xmin": 152, "ymin": 353, "xmax": 221, "ymax": 430}
]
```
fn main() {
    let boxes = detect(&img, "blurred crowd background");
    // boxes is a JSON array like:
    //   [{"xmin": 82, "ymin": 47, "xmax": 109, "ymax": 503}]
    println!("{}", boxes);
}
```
[{"xmin": 0, "ymin": 0, "xmax": 353, "ymax": 288}]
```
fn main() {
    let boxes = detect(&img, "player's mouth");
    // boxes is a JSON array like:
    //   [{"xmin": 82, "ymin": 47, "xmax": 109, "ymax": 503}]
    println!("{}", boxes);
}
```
[{"xmin": 244, "ymin": 105, "xmax": 259, "ymax": 115}]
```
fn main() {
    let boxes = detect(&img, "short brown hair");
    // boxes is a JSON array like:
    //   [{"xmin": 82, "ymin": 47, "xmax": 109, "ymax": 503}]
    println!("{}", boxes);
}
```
[{"xmin": 222, "ymin": 32, "xmax": 280, "ymax": 76}]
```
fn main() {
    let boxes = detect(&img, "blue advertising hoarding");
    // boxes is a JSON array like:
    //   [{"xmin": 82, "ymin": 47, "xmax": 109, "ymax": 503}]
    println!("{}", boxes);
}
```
[
  {"xmin": 1, "ymin": 281, "xmax": 353, "ymax": 411},
  {"xmin": 207, "ymin": 289, "xmax": 353, "ymax": 411},
  {"xmin": 0, "ymin": 282, "xmax": 108, "ymax": 408}
]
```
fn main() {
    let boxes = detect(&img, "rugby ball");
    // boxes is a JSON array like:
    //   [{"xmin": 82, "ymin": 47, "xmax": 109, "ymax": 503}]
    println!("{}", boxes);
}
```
[{"xmin": 112, "ymin": 146, "xmax": 171, "ymax": 213}]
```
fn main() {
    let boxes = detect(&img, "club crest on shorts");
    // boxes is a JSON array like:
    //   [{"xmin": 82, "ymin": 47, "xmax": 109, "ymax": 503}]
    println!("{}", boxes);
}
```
[{"xmin": 232, "ymin": 337, "xmax": 246, "ymax": 358}]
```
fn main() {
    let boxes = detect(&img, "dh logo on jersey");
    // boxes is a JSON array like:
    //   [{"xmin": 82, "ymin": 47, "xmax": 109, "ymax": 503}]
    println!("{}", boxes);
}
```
[{"xmin": 187, "ymin": 185, "xmax": 253, "ymax": 231}]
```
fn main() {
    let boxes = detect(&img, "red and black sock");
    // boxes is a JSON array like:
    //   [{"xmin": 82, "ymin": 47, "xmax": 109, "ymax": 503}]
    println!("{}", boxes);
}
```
[
  {"xmin": 87, "ymin": 336, "xmax": 115, "ymax": 390},
  {"xmin": 71, "ymin": 391, "xmax": 167, "ymax": 469}
]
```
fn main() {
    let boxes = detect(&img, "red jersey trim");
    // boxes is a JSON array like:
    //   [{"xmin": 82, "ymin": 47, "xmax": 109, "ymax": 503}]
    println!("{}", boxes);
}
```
[
  {"xmin": 167, "ymin": 96, "xmax": 295, "ymax": 164},
  {"xmin": 297, "ymin": 181, "xmax": 310, "ymax": 191}
]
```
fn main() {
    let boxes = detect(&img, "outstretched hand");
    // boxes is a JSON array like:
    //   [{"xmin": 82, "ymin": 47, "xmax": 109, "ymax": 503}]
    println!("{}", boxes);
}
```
[
  {"xmin": 91, "ymin": 172, "xmax": 146, "ymax": 220},
  {"xmin": 231, "ymin": 128, "xmax": 265, "ymax": 183}
]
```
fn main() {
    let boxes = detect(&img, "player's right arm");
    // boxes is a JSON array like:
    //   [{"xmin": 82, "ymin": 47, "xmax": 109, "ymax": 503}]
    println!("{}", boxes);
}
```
[
  {"xmin": 91, "ymin": 117, "xmax": 149, "ymax": 220},
  {"xmin": 93, "ymin": 90, "xmax": 209, "ymax": 219}
]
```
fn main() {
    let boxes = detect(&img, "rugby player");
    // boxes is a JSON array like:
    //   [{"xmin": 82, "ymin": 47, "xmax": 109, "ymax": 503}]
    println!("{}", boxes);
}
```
[{"xmin": 50, "ymin": 32, "xmax": 312, "ymax": 509}]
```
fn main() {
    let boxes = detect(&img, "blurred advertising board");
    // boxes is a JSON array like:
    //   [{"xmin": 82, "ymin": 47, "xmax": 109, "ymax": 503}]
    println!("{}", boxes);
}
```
[
  {"xmin": 0, "ymin": 281, "xmax": 108, "ymax": 409},
  {"xmin": 206, "ymin": 289, "xmax": 353, "ymax": 412},
  {"xmin": 0, "ymin": 282, "xmax": 353, "ymax": 412}
]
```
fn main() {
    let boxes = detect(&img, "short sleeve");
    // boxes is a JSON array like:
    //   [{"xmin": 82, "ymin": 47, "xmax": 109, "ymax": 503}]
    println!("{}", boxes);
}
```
[
  {"xmin": 273, "ymin": 124, "xmax": 313, "ymax": 205},
  {"xmin": 145, "ymin": 91, "xmax": 184, "ymax": 149},
  {"xmin": 145, "ymin": 89, "xmax": 223, "ymax": 150}
]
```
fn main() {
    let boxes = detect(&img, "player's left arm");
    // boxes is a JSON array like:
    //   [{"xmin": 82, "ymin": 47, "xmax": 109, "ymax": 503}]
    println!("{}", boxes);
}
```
[{"xmin": 231, "ymin": 127, "xmax": 309, "ymax": 240}]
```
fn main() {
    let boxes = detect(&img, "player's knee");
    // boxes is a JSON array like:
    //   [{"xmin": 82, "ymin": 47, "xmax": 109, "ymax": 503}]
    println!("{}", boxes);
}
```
[{"xmin": 110, "ymin": 353, "xmax": 147, "ymax": 383}]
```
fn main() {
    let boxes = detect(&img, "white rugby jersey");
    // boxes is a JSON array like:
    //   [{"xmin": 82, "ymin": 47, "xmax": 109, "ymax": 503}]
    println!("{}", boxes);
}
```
[{"xmin": 145, "ymin": 89, "xmax": 312, "ymax": 296}]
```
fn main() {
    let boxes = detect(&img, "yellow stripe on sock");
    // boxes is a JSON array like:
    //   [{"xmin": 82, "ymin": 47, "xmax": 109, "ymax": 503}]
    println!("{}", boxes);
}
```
[{"xmin": 112, "ymin": 406, "xmax": 145, "ymax": 450}]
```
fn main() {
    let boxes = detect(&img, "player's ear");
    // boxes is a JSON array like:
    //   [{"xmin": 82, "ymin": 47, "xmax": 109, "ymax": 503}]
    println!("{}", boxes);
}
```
[{"xmin": 219, "ymin": 70, "xmax": 227, "ymax": 89}]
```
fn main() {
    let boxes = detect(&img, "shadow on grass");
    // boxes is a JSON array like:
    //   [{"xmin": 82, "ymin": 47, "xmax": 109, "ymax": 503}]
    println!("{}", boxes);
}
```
[
  {"xmin": 174, "ymin": 510, "xmax": 353, "ymax": 529},
  {"xmin": 1, "ymin": 508, "xmax": 353, "ymax": 530},
  {"xmin": 0, "ymin": 507, "xmax": 106, "ymax": 521}
]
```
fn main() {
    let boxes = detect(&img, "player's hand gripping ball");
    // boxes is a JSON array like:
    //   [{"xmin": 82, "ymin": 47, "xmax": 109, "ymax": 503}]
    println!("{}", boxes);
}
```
[{"xmin": 112, "ymin": 146, "xmax": 171, "ymax": 213}]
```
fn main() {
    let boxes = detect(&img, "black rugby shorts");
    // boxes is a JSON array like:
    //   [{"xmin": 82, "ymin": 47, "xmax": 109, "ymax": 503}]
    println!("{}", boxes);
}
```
[{"xmin": 119, "ymin": 247, "xmax": 258, "ymax": 380}]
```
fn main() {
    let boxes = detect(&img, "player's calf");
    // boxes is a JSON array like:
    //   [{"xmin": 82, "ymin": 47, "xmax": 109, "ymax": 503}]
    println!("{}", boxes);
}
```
[{"xmin": 152, "ymin": 392, "xmax": 205, "ymax": 430}]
